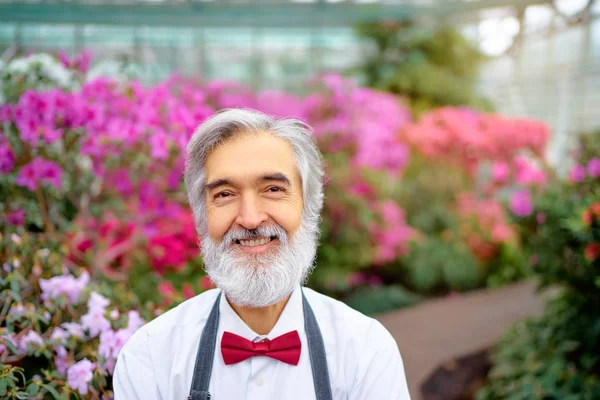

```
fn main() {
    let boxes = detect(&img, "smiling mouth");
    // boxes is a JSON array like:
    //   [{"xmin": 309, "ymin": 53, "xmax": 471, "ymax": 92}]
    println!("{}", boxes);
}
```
[{"xmin": 234, "ymin": 236, "xmax": 277, "ymax": 247}]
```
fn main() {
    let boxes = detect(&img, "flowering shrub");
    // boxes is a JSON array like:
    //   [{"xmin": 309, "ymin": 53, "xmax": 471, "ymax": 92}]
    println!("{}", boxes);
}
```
[
  {"xmin": 0, "ymin": 232, "xmax": 152, "ymax": 398},
  {"xmin": 478, "ymin": 131, "xmax": 600, "ymax": 399},
  {"xmin": 1, "ymin": 51, "xmax": 554, "ymax": 305}
]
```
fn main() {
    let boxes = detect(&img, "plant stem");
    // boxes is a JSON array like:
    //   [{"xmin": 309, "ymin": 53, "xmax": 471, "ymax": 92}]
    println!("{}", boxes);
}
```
[{"xmin": 36, "ymin": 188, "xmax": 55, "ymax": 235}]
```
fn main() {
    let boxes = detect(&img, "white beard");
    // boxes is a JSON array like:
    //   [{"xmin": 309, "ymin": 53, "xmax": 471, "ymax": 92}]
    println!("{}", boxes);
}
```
[{"xmin": 201, "ymin": 219, "xmax": 318, "ymax": 308}]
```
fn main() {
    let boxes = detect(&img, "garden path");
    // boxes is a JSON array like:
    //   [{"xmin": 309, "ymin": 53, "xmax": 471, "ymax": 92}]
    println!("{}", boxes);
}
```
[{"xmin": 376, "ymin": 280, "xmax": 548, "ymax": 400}]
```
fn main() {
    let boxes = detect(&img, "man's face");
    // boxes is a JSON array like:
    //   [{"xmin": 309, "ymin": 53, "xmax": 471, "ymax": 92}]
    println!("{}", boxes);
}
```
[{"xmin": 204, "ymin": 131, "xmax": 304, "ymax": 257}]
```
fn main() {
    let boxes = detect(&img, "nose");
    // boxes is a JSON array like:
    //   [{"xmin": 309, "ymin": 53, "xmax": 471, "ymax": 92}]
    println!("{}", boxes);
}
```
[{"xmin": 235, "ymin": 194, "xmax": 268, "ymax": 230}]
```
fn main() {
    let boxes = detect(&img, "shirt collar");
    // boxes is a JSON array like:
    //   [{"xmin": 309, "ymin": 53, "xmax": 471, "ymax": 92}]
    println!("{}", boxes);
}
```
[{"xmin": 219, "ymin": 286, "xmax": 304, "ymax": 342}]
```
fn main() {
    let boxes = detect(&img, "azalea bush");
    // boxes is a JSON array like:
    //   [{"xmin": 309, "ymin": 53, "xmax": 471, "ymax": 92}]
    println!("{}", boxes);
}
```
[
  {"xmin": 0, "ymin": 232, "xmax": 152, "ymax": 398},
  {"xmin": 477, "ymin": 131, "xmax": 600, "ymax": 399},
  {"xmin": 364, "ymin": 106, "xmax": 551, "ymax": 294}
]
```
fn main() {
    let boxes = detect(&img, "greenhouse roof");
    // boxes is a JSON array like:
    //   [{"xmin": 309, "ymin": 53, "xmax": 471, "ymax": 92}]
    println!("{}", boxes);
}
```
[{"xmin": 0, "ymin": 0, "xmax": 548, "ymax": 27}]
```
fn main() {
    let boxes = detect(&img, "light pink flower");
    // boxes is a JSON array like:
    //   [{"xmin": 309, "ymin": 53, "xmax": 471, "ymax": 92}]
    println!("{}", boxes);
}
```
[
  {"xmin": 19, "ymin": 331, "xmax": 44, "ymax": 352},
  {"xmin": 67, "ymin": 359, "xmax": 94, "ymax": 395},
  {"xmin": 88, "ymin": 292, "xmax": 110, "ymax": 313},
  {"xmin": 40, "ymin": 272, "xmax": 89, "ymax": 304},
  {"xmin": 61, "ymin": 322, "xmax": 85, "ymax": 338},
  {"xmin": 81, "ymin": 310, "xmax": 111, "ymax": 337}
]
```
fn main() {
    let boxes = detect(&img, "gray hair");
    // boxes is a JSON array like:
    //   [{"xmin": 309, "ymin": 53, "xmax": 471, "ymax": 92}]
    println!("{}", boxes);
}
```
[{"xmin": 184, "ymin": 108, "xmax": 325, "ymax": 237}]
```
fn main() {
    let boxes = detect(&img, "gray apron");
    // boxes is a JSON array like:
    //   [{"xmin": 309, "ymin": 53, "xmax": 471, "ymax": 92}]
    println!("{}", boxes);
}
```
[{"xmin": 187, "ymin": 289, "xmax": 333, "ymax": 400}]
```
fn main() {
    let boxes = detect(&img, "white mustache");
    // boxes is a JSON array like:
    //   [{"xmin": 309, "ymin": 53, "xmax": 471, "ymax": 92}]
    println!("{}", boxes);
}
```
[{"xmin": 222, "ymin": 224, "xmax": 288, "ymax": 245}]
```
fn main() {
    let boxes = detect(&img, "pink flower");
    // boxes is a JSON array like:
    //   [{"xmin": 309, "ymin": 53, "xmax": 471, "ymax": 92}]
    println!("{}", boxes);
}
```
[
  {"xmin": 491, "ymin": 162, "xmax": 510, "ymax": 183},
  {"xmin": 81, "ymin": 310, "xmax": 111, "ymax": 337},
  {"xmin": 67, "ymin": 359, "xmax": 94, "ymax": 395},
  {"xmin": 569, "ymin": 164, "xmax": 586, "ymax": 182},
  {"xmin": 587, "ymin": 158, "xmax": 600, "ymax": 178},
  {"xmin": 514, "ymin": 156, "xmax": 546, "ymax": 186},
  {"xmin": 510, "ymin": 190, "xmax": 533, "ymax": 217}
]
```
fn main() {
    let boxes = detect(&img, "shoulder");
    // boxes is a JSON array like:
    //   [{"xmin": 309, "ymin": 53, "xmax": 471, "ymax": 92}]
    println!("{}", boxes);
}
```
[
  {"xmin": 302, "ymin": 287, "xmax": 396, "ymax": 350},
  {"xmin": 121, "ymin": 288, "xmax": 222, "ymax": 353}
]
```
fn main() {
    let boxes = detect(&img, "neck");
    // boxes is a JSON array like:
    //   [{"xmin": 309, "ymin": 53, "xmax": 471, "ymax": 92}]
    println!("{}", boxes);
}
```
[{"xmin": 227, "ymin": 294, "xmax": 292, "ymax": 335}]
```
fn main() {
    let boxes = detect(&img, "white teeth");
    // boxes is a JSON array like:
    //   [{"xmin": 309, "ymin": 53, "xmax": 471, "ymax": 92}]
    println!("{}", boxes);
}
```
[{"xmin": 239, "ymin": 237, "xmax": 272, "ymax": 247}]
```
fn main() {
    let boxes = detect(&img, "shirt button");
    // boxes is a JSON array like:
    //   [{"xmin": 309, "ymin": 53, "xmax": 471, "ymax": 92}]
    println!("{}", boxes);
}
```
[{"xmin": 256, "ymin": 377, "xmax": 264, "ymax": 386}]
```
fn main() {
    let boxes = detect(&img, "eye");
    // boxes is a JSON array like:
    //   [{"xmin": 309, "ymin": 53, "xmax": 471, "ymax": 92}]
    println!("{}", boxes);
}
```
[
  {"xmin": 266, "ymin": 186, "xmax": 284, "ymax": 193},
  {"xmin": 215, "ymin": 192, "xmax": 232, "ymax": 199}
]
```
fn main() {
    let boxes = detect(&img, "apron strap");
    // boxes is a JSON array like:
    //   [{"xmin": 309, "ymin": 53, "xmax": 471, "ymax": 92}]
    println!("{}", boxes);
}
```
[
  {"xmin": 188, "ymin": 292, "xmax": 222, "ymax": 400},
  {"xmin": 188, "ymin": 289, "xmax": 333, "ymax": 400},
  {"xmin": 302, "ymin": 288, "xmax": 333, "ymax": 400}
]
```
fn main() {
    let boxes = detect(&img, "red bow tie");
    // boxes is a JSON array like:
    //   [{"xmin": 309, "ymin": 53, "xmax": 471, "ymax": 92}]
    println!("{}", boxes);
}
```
[{"xmin": 220, "ymin": 330, "xmax": 301, "ymax": 366}]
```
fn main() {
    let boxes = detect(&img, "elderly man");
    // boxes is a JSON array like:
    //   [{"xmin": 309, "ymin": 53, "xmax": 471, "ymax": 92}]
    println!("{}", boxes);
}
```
[{"xmin": 114, "ymin": 109, "xmax": 411, "ymax": 399}]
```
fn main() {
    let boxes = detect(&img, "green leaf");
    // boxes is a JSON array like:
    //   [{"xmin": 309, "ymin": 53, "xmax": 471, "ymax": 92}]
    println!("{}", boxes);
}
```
[
  {"xmin": 27, "ymin": 383, "xmax": 40, "ymax": 396},
  {"xmin": 10, "ymin": 278, "xmax": 21, "ymax": 302},
  {"xmin": 0, "ymin": 379, "xmax": 7, "ymax": 396},
  {"xmin": 4, "ymin": 339, "xmax": 18, "ymax": 355},
  {"xmin": 42, "ymin": 384, "xmax": 61, "ymax": 399}
]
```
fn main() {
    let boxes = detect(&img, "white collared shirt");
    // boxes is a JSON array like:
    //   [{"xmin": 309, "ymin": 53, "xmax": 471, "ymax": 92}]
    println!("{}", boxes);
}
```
[{"xmin": 113, "ymin": 286, "xmax": 411, "ymax": 400}]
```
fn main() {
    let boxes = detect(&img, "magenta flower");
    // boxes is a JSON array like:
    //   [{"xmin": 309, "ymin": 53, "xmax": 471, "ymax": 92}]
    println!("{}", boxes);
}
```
[
  {"xmin": 0, "ymin": 146, "xmax": 14, "ymax": 174},
  {"xmin": 5, "ymin": 209, "xmax": 25, "ymax": 226},
  {"xmin": 569, "ymin": 164, "xmax": 586, "ymax": 182},
  {"xmin": 40, "ymin": 159, "xmax": 63, "ymax": 189},
  {"xmin": 0, "ymin": 105, "xmax": 11, "ymax": 122},
  {"xmin": 15, "ymin": 158, "xmax": 63, "ymax": 191},
  {"xmin": 587, "ymin": 158, "xmax": 600, "ymax": 178},
  {"xmin": 0, "ymin": 133, "xmax": 14, "ymax": 174},
  {"xmin": 67, "ymin": 359, "xmax": 95, "ymax": 395},
  {"xmin": 536, "ymin": 212, "xmax": 546, "ymax": 224},
  {"xmin": 15, "ymin": 160, "xmax": 40, "ymax": 190},
  {"xmin": 510, "ymin": 190, "xmax": 534, "ymax": 217}
]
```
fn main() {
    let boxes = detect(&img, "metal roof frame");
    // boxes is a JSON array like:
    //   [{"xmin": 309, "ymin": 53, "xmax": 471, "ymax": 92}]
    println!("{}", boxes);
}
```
[{"xmin": 0, "ymin": 0, "xmax": 548, "ymax": 27}]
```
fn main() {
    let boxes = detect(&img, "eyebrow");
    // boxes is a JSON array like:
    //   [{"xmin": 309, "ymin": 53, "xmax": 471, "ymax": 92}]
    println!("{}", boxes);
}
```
[{"xmin": 203, "ymin": 172, "xmax": 292, "ymax": 192}]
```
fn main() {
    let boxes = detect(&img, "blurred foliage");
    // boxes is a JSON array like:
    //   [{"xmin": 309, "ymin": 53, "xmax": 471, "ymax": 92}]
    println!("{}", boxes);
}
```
[
  {"xmin": 477, "ymin": 294, "xmax": 600, "ymax": 400},
  {"xmin": 485, "ymin": 243, "xmax": 531, "ymax": 288},
  {"xmin": 355, "ymin": 22, "xmax": 493, "ymax": 116},
  {"xmin": 478, "ymin": 131, "xmax": 600, "ymax": 399},
  {"xmin": 400, "ymin": 237, "xmax": 483, "ymax": 294},
  {"xmin": 344, "ymin": 285, "xmax": 422, "ymax": 316}
]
